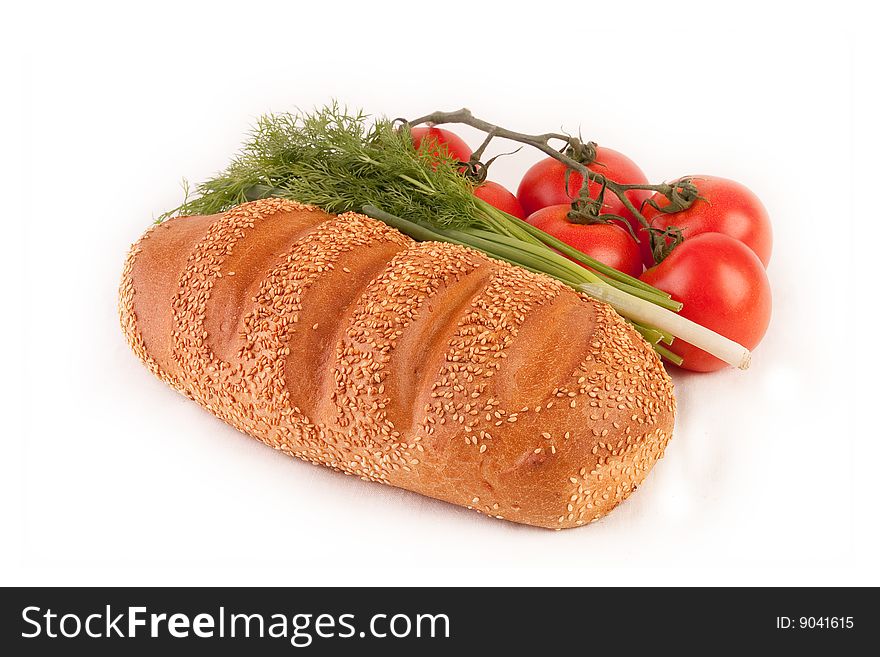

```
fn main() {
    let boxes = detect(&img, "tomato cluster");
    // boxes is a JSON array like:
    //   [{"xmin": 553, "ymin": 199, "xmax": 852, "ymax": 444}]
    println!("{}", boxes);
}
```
[{"xmin": 411, "ymin": 127, "xmax": 773, "ymax": 372}]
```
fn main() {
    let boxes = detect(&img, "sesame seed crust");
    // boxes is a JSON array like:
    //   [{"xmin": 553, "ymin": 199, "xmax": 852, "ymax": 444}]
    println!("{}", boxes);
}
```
[{"xmin": 119, "ymin": 199, "xmax": 675, "ymax": 529}]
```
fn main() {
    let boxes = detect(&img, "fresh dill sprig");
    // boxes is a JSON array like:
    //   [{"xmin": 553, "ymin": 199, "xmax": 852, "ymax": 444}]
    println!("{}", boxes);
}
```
[{"xmin": 162, "ymin": 102, "xmax": 487, "ymax": 232}]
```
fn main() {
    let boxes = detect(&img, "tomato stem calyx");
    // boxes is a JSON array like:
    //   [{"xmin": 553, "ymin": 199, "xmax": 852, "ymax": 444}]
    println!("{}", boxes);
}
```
[
  {"xmin": 640, "ymin": 178, "xmax": 702, "ymax": 265},
  {"xmin": 646, "ymin": 225, "xmax": 686, "ymax": 266}
]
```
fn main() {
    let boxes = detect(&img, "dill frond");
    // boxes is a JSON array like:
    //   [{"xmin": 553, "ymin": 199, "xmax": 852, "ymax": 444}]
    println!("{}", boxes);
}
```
[{"xmin": 162, "ymin": 102, "xmax": 486, "ymax": 231}]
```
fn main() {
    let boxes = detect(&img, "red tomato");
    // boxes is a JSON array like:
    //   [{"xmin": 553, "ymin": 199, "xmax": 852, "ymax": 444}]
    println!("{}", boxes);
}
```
[
  {"xmin": 527, "ymin": 204, "xmax": 643, "ymax": 278},
  {"xmin": 474, "ymin": 180, "xmax": 526, "ymax": 219},
  {"xmin": 410, "ymin": 127, "xmax": 472, "ymax": 164},
  {"xmin": 639, "ymin": 176, "xmax": 772, "ymax": 268},
  {"xmin": 516, "ymin": 148, "xmax": 651, "ymax": 233},
  {"xmin": 640, "ymin": 233, "xmax": 772, "ymax": 372}
]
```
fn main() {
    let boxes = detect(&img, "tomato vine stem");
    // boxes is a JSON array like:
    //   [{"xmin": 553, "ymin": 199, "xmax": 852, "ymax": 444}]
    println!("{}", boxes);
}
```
[{"xmin": 407, "ymin": 108, "xmax": 698, "ymax": 259}]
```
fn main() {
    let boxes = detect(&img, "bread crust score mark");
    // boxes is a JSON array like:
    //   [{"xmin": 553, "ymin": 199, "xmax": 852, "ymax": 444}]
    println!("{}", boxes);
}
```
[{"xmin": 119, "ymin": 198, "xmax": 675, "ymax": 529}]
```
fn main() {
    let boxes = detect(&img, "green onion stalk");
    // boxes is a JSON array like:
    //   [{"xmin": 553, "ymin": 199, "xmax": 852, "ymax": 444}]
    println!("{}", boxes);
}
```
[{"xmin": 162, "ymin": 103, "xmax": 751, "ymax": 370}]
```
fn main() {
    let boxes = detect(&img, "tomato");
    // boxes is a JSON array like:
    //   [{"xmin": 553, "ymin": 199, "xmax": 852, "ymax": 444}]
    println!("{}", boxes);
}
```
[
  {"xmin": 640, "ymin": 233, "xmax": 772, "ymax": 372},
  {"xmin": 410, "ymin": 127, "xmax": 472, "ymax": 164},
  {"xmin": 474, "ymin": 180, "xmax": 526, "ymax": 219},
  {"xmin": 516, "ymin": 148, "xmax": 651, "ymax": 233},
  {"xmin": 639, "ymin": 176, "xmax": 772, "ymax": 268},
  {"xmin": 527, "ymin": 204, "xmax": 643, "ymax": 278}
]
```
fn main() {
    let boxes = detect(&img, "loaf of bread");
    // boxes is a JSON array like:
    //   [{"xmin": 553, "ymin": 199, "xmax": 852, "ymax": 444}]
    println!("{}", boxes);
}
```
[{"xmin": 119, "ymin": 198, "xmax": 675, "ymax": 528}]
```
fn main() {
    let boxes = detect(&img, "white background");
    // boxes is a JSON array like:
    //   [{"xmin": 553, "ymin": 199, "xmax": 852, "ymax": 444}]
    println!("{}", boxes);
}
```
[{"xmin": 2, "ymin": 0, "xmax": 878, "ymax": 586}]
